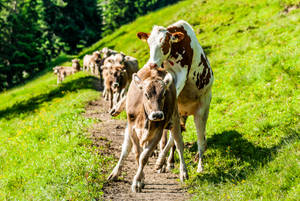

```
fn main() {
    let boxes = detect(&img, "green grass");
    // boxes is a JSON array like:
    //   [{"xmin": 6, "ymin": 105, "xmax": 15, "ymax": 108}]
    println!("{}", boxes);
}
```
[
  {"xmin": 0, "ymin": 0, "xmax": 299, "ymax": 200},
  {"xmin": 0, "ymin": 71, "xmax": 114, "ymax": 200}
]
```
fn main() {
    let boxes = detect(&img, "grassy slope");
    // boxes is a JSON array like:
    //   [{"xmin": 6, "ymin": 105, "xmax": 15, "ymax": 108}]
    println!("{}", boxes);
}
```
[{"xmin": 0, "ymin": 0, "xmax": 299, "ymax": 200}]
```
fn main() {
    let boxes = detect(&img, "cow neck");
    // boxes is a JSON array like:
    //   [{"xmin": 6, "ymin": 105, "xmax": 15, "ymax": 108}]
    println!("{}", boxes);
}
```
[{"xmin": 167, "ymin": 25, "xmax": 193, "ymax": 75}]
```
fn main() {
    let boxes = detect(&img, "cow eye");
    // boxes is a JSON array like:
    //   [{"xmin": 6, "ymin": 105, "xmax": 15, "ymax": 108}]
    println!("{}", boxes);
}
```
[{"xmin": 145, "ymin": 93, "xmax": 150, "ymax": 100}]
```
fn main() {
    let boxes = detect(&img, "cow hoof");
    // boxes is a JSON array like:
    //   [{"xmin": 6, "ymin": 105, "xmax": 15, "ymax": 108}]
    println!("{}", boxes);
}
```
[
  {"xmin": 152, "ymin": 150, "xmax": 159, "ymax": 157},
  {"xmin": 131, "ymin": 182, "xmax": 142, "ymax": 193},
  {"xmin": 197, "ymin": 165, "xmax": 204, "ymax": 173},
  {"xmin": 157, "ymin": 165, "xmax": 166, "ymax": 173},
  {"xmin": 167, "ymin": 163, "xmax": 175, "ymax": 171},
  {"xmin": 180, "ymin": 171, "xmax": 189, "ymax": 182},
  {"xmin": 107, "ymin": 172, "xmax": 118, "ymax": 181},
  {"xmin": 109, "ymin": 108, "xmax": 116, "ymax": 116},
  {"xmin": 107, "ymin": 167, "xmax": 120, "ymax": 181},
  {"xmin": 155, "ymin": 157, "xmax": 166, "ymax": 171},
  {"xmin": 141, "ymin": 181, "xmax": 145, "ymax": 189},
  {"xmin": 109, "ymin": 108, "xmax": 120, "ymax": 117}
]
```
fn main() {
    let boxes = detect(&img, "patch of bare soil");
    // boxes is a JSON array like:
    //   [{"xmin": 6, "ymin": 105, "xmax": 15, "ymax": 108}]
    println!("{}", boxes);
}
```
[{"xmin": 85, "ymin": 98, "xmax": 191, "ymax": 201}]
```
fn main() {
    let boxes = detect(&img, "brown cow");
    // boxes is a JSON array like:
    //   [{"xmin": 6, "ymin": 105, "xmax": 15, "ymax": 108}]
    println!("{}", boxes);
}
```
[
  {"xmin": 107, "ymin": 66, "xmax": 188, "ymax": 192},
  {"xmin": 102, "ymin": 53, "xmax": 138, "ymax": 110},
  {"xmin": 83, "ymin": 51, "xmax": 101, "ymax": 74},
  {"xmin": 53, "ymin": 59, "xmax": 81, "ymax": 84}
]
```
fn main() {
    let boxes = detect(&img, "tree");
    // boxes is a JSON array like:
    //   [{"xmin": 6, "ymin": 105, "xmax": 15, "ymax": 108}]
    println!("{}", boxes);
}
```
[
  {"xmin": 0, "ymin": 0, "xmax": 49, "ymax": 89},
  {"xmin": 42, "ymin": 0, "xmax": 102, "ymax": 53}
]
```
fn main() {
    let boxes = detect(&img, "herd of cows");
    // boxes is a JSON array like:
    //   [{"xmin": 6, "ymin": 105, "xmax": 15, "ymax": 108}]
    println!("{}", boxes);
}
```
[{"xmin": 53, "ymin": 20, "xmax": 214, "ymax": 193}]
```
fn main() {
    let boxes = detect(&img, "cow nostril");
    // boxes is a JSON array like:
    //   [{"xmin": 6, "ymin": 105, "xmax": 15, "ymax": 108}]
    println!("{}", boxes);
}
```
[
  {"xmin": 150, "ymin": 111, "xmax": 164, "ymax": 121},
  {"xmin": 158, "ymin": 113, "xmax": 164, "ymax": 119}
]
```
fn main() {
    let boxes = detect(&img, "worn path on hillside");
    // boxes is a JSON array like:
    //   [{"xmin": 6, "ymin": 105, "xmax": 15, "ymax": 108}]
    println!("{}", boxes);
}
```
[{"xmin": 85, "ymin": 97, "xmax": 191, "ymax": 201}]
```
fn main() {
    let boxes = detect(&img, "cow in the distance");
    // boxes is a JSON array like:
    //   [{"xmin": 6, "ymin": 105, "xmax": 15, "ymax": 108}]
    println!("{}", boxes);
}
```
[
  {"xmin": 137, "ymin": 20, "xmax": 214, "ymax": 173},
  {"xmin": 102, "ymin": 53, "xmax": 138, "ymax": 110},
  {"xmin": 83, "ymin": 51, "xmax": 104, "ymax": 88},
  {"xmin": 107, "ymin": 66, "xmax": 188, "ymax": 193},
  {"xmin": 53, "ymin": 59, "xmax": 81, "ymax": 84},
  {"xmin": 83, "ymin": 51, "xmax": 101, "ymax": 75}
]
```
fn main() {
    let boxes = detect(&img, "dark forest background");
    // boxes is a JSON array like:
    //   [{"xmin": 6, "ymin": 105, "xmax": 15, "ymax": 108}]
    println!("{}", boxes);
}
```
[{"xmin": 0, "ymin": 0, "xmax": 178, "ymax": 91}]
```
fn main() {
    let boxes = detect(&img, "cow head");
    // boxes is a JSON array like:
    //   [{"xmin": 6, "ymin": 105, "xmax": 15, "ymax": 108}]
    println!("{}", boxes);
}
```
[
  {"xmin": 53, "ymin": 66, "xmax": 60, "ymax": 75},
  {"xmin": 137, "ymin": 25, "xmax": 184, "ymax": 68},
  {"xmin": 72, "ymin": 59, "xmax": 81, "ymax": 71},
  {"xmin": 102, "ymin": 54, "xmax": 127, "ymax": 91},
  {"xmin": 110, "ymin": 66, "xmax": 127, "ymax": 91},
  {"xmin": 133, "ymin": 71, "xmax": 173, "ymax": 121}
]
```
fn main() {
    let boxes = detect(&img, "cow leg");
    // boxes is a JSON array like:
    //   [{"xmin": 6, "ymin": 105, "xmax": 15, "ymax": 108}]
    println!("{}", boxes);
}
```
[
  {"xmin": 167, "ymin": 115, "xmax": 187, "ymax": 170},
  {"xmin": 131, "ymin": 128, "xmax": 144, "ymax": 187},
  {"xmin": 170, "ymin": 116, "xmax": 188, "ymax": 181},
  {"xmin": 160, "ymin": 130, "xmax": 168, "ymax": 153},
  {"xmin": 155, "ymin": 130, "xmax": 168, "ymax": 173},
  {"xmin": 109, "ymin": 95, "xmax": 126, "ymax": 116},
  {"xmin": 61, "ymin": 74, "xmax": 65, "ymax": 83},
  {"xmin": 109, "ymin": 89, "xmax": 113, "ymax": 110},
  {"xmin": 156, "ymin": 132, "xmax": 174, "ymax": 172},
  {"xmin": 194, "ymin": 93, "xmax": 211, "ymax": 173},
  {"xmin": 167, "ymin": 145, "xmax": 176, "ymax": 171},
  {"xmin": 112, "ymin": 91, "xmax": 120, "ymax": 109},
  {"xmin": 120, "ymin": 88, "xmax": 126, "ymax": 98},
  {"xmin": 57, "ymin": 75, "xmax": 60, "ymax": 84},
  {"xmin": 95, "ymin": 65, "xmax": 99, "ymax": 76},
  {"xmin": 107, "ymin": 125, "xmax": 132, "ymax": 181},
  {"xmin": 99, "ymin": 68, "xmax": 103, "ymax": 89},
  {"xmin": 132, "ymin": 129, "xmax": 163, "ymax": 193},
  {"xmin": 103, "ymin": 85, "xmax": 108, "ymax": 100}
]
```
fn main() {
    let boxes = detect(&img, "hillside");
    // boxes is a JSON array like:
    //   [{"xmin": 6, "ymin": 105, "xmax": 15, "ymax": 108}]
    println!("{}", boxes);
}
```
[{"xmin": 0, "ymin": 0, "xmax": 299, "ymax": 200}]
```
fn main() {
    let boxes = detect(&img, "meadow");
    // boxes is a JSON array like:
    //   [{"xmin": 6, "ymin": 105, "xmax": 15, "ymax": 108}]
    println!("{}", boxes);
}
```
[{"xmin": 0, "ymin": 0, "xmax": 299, "ymax": 200}]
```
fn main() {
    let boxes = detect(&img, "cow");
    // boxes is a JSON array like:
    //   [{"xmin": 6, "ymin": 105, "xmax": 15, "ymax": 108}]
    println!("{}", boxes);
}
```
[
  {"xmin": 99, "ymin": 47, "xmax": 119, "ymax": 99},
  {"xmin": 107, "ymin": 65, "xmax": 188, "ymax": 193},
  {"xmin": 137, "ymin": 20, "xmax": 214, "ymax": 173},
  {"xmin": 53, "ymin": 59, "xmax": 81, "ymax": 84},
  {"xmin": 83, "ymin": 51, "xmax": 104, "ymax": 88},
  {"xmin": 102, "ymin": 53, "xmax": 138, "ymax": 110},
  {"xmin": 83, "ymin": 51, "xmax": 101, "ymax": 74}
]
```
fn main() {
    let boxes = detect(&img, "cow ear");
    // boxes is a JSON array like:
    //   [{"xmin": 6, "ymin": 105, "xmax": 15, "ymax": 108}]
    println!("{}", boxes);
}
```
[
  {"xmin": 133, "ymin": 73, "xmax": 143, "ymax": 89},
  {"xmin": 170, "ymin": 32, "xmax": 184, "ymax": 43},
  {"xmin": 137, "ymin": 32, "xmax": 150, "ymax": 42},
  {"xmin": 163, "ymin": 73, "xmax": 173, "ymax": 88}
]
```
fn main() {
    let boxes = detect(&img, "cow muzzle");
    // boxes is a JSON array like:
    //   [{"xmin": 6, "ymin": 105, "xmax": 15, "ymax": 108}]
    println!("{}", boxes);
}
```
[{"xmin": 148, "ymin": 111, "xmax": 164, "ymax": 121}]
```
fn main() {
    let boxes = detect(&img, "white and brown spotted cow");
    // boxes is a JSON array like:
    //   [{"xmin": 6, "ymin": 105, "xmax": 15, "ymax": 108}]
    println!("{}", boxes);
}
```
[
  {"xmin": 137, "ymin": 20, "xmax": 214, "ymax": 173},
  {"xmin": 107, "ymin": 66, "xmax": 188, "ymax": 192}
]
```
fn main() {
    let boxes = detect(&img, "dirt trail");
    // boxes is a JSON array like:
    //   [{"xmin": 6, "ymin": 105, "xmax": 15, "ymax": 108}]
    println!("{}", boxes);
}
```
[{"xmin": 85, "ymin": 98, "xmax": 190, "ymax": 201}]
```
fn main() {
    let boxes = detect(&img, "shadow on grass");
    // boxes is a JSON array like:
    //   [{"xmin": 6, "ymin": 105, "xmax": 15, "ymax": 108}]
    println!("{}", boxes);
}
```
[
  {"xmin": 202, "ymin": 45, "xmax": 212, "ymax": 56},
  {"xmin": 187, "ymin": 130, "xmax": 298, "ymax": 184},
  {"xmin": 0, "ymin": 76, "xmax": 101, "ymax": 120}
]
